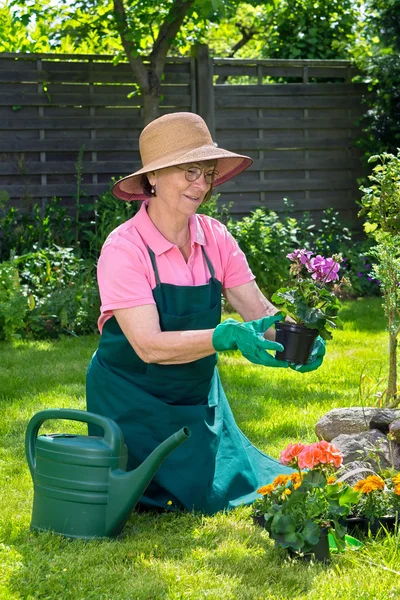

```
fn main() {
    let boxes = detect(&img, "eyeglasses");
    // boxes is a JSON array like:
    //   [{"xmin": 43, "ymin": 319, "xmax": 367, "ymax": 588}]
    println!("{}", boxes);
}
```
[{"xmin": 176, "ymin": 165, "xmax": 218, "ymax": 185}]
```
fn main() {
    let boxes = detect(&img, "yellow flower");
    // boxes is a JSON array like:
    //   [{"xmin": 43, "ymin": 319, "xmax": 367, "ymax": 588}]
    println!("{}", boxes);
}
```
[
  {"xmin": 353, "ymin": 480, "xmax": 365, "ymax": 492},
  {"xmin": 367, "ymin": 475, "xmax": 385, "ymax": 490},
  {"xmin": 293, "ymin": 482, "xmax": 301, "ymax": 490},
  {"xmin": 327, "ymin": 476, "xmax": 337, "ymax": 484},
  {"xmin": 289, "ymin": 473, "xmax": 302, "ymax": 483},
  {"xmin": 353, "ymin": 475, "xmax": 385, "ymax": 493},
  {"xmin": 167, "ymin": 500, "xmax": 173, "ymax": 506},
  {"xmin": 393, "ymin": 474, "xmax": 400, "ymax": 486},
  {"xmin": 284, "ymin": 488, "xmax": 292, "ymax": 495},
  {"xmin": 273, "ymin": 475, "xmax": 290, "ymax": 487},
  {"xmin": 257, "ymin": 484, "xmax": 274, "ymax": 496}
]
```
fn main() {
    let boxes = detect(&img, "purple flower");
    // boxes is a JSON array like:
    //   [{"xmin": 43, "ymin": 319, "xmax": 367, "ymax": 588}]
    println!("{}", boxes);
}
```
[
  {"xmin": 286, "ymin": 249, "xmax": 313, "ymax": 264},
  {"xmin": 357, "ymin": 272, "xmax": 363, "ymax": 277},
  {"xmin": 307, "ymin": 255, "xmax": 341, "ymax": 282},
  {"xmin": 367, "ymin": 276, "xmax": 373, "ymax": 281},
  {"xmin": 365, "ymin": 264, "xmax": 371, "ymax": 269}
]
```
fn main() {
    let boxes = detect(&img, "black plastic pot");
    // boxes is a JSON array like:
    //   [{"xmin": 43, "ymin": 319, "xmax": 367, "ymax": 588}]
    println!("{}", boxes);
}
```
[
  {"xmin": 288, "ymin": 528, "xmax": 331, "ymax": 563},
  {"xmin": 275, "ymin": 321, "xmax": 318, "ymax": 365},
  {"xmin": 252, "ymin": 514, "xmax": 265, "ymax": 528},
  {"xmin": 345, "ymin": 516, "xmax": 369, "ymax": 535},
  {"xmin": 346, "ymin": 515, "xmax": 397, "ymax": 536},
  {"xmin": 369, "ymin": 516, "xmax": 397, "ymax": 535},
  {"xmin": 253, "ymin": 516, "xmax": 330, "ymax": 562}
]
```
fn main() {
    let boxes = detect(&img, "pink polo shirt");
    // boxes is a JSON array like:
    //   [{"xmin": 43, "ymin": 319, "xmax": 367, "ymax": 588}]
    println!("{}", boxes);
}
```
[{"xmin": 97, "ymin": 201, "xmax": 255, "ymax": 333}]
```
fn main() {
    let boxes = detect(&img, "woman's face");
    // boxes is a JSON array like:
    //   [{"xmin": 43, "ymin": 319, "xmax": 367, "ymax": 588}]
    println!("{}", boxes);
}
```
[{"xmin": 148, "ymin": 160, "xmax": 217, "ymax": 218}]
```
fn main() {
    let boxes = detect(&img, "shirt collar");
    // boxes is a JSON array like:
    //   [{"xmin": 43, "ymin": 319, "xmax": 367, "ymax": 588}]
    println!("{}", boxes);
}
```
[{"xmin": 135, "ymin": 200, "xmax": 206, "ymax": 256}]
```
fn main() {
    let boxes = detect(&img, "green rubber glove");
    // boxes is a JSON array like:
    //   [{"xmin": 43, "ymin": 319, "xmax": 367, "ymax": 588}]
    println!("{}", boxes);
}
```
[
  {"xmin": 212, "ymin": 314, "xmax": 289, "ymax": 368},
  {"xmin": 289, "ymin": 336, "xmax": 326, "ymax": 373}
]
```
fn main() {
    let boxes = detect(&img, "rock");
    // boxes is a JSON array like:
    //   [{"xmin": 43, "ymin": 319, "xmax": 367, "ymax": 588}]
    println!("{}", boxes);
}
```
[
  {"xmin": 331, "ymin": 429, "xmax": 400, "ymax": 471},
  {"xmin": 389, "ymin": 418, "xmax": 400, "ymax": 443},
  {"xmin": 370, "ymin": 409, "xmax": 400, "ymax": 433},
  {"xmin": 315, "ymin": 408, "xmax": 400, "ymax": 442},
  {"xmin": 336, "ymin": 460, "xmax": 378, "ymax": 486}
]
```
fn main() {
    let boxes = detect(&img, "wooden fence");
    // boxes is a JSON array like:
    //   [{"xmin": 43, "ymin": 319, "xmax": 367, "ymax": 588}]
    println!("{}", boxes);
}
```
[{"xmin": 0, "ymin": 49, "xmax": 368, "ymax": 224}]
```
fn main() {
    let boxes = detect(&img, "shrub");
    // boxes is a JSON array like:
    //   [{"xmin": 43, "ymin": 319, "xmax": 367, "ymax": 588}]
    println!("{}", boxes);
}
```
[
  {"xmin": 226, "ymin": 207, "xmax": 298, "ymax": 294},
  {"xmin": 0, "ymin": 262, "xmax": 28, "ymax": 340},
  {"xmin": 5, "ymin": 247, "xmax": 100, "ymax": 339}
]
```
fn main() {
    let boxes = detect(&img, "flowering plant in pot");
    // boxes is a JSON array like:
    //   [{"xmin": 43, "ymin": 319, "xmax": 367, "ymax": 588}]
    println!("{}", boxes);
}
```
[
  {"xmin": 252, "ymin": 440, "xmax": 359, "ymax": 560},
  {"xmin": 346, "ymin": 473, "xmax": 400, "ymax": 534},
  {"xmin": 271, "ymin": 249, "xmax": 347, "ymax": 364}
]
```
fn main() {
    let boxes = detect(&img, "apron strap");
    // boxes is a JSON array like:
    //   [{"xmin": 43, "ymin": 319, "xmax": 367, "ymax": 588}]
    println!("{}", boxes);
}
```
[
  {"xmin": 147, "ymin": 244, "xmax": 215, "ymax": 285},
  {"xmin": 201, "ymin": 246, "xmax": 215, "ymax": 279},
  {"xmin": 147, "ymin": 246, "xmax": 161, "ymax": 286}
]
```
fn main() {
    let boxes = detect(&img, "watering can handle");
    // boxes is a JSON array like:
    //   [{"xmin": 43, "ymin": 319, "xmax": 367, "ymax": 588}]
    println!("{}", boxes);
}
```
[{"xmin": 25, "ymin": 408, "xmax": 125, "ymax": 480}]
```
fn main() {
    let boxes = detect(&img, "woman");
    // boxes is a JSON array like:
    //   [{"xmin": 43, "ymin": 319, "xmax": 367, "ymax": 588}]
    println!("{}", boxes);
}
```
[{"xmin": 86, "ymin": 112, "xmax": 325, "ymax": 514}]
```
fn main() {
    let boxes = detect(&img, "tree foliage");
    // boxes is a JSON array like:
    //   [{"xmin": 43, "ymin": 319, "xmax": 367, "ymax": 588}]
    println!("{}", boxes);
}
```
[
  {"xmin": 205, "ymin": 0, "xmax": 361, "ymax": 60},
  {"xmin": 350, "ymin": 0, "xmax": 400, "ymax": 161},
  {"xmin": 2, "ymin": 0, "xmax": 238, "ymax": 122}
]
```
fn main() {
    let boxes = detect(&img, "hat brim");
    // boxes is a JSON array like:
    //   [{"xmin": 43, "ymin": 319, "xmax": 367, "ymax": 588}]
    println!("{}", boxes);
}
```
[{"xmin": 111, "ymin": 144, "xmax": 253, "ymax": 201}]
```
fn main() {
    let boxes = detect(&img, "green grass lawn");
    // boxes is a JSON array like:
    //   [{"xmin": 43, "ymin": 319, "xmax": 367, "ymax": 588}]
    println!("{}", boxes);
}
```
[{"xmin": 1, "ymin": 297, "xmax": 400, "ymax": 600}]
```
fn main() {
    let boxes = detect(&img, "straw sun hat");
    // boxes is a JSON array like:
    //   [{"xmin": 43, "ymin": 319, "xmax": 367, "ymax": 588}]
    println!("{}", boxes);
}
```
[{"xmin": 111, "ymin": 112, "xmax": 253, "ymax": 201}]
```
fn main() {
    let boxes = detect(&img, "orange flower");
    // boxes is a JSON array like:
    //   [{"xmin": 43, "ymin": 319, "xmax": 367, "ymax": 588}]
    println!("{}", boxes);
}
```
[
  {"xmin": 279, "ymin": 443, "xmax": 306, "ymax": 466},
  {"xmin": 360, "ymin": 482, "xmax": 376, "ymax": 493},
  {"xmin": 257, "ymin": 484, "xmax": 275, "ymax": 496},
  {"xmin": 273, "ymin": 474, "xmax": 290, "ymax": 487},
  {"xmin": 289, "ymin": 472, "xmax": 302, "ymax": 483},
  {"xmin": 353, "ymin": 475, "xmax": 385, "ymax": 494},
  {"xmin": 297, "ymin": 444, "xmax": 324, "ymax": 470},
  {"xmin": 353, "ymin": 480, "xmax": 365, "ymax": 492},
  {"xmin": 367, "ymin": 475, "xmax": 385, "ymax": 490},
  {"xmin": 394, "ymin": 484, "xmax": 400, "ymax": 496},
  {"xmin": 315, "ymin": 440, "xmax": 343, "ymax": 468},
  {"xmin": 392, "ymin": 474, "xmax": 400, "ymax": 486},
  {"xmin": 327, "ymin": 476, "xmax": 337, "ymax": 484}
]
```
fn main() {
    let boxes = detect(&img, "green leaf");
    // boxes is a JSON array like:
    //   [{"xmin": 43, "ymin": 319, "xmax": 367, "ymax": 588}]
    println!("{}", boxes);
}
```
[{"xmin": 301, "ymin": 519, "xmax": 321, "ymax": 546}]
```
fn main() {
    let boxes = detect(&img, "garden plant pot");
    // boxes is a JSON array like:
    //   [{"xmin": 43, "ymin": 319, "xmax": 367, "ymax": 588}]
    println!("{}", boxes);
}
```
[
  {"xmin": 275, "ymin": 322, "xmax": 318, "ymax": 365},
  {"xmin": 369, "ymin": 516, "xmax": 397, "ymax": 535},
  {"xmin": 252, "ymin": 514, "xmax": 265, "ymax": 528},
  {"xmin": 287, "ymin": 528, "xmax": 331, "ymax": 563},
  {"xmin": 346, "ymin": 515, "xmax": 397, "ymax": 536},
  {"xmin": 345, "ymin": 516, "xmax": 369, "ymax": 536}
]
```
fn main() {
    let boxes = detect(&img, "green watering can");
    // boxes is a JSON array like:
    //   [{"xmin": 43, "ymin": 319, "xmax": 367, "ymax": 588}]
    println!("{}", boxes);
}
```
[{"xmin": 26, "ymin": 409, "xmax": 190, "ymax": 539}]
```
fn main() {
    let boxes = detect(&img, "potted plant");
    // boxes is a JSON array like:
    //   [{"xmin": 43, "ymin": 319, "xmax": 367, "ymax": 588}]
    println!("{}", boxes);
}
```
[
  {"xmin": 346, "ymin": 473, "xmax": 400, "ymax": 535},
  {"xmin": 271, "ymin": 249, "xmax": 346, "ymax": 364},
  {"xmin": 252, "ymin": 440, "xmax": 359, "ymax": 561}
]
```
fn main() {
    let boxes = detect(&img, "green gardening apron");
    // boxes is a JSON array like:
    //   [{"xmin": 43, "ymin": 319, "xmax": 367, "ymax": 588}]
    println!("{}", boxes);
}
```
[{"xmin": 86, "ymin": 245, "xmax": 292, "ymax": 514}]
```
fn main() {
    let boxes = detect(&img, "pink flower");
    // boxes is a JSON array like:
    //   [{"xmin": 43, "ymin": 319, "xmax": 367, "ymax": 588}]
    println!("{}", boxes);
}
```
[
  {"xmin": 315, "ymin": 440, "xmax": 343, "ymax": 468},
  {"xmin": 296, "ymin": 441, "xmax": 343, "ymax": 470},
  {"xmin": 286, "ymin": 249, "xmax": 314, "ymax": 265},
  {"xmin": 307, "ymin": 256, "xmax": 341, "ymax": 283},
  {"xmin": 297, "ymin": 444, "xmax": 324, "ymax": 470},
  {"xmin": 279, "ymin": 442, "xmax": 306, "ymax": 466}
]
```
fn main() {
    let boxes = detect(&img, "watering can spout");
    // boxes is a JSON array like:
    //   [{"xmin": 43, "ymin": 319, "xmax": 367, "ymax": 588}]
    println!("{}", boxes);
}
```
[{"xmin": 106, "ymin": 427, "xmax": 190, "ymax": 536}]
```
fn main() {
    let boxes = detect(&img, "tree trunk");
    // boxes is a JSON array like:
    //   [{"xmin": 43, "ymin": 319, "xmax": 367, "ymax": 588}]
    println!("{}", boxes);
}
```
[
  {"xmin": 142, "ymin": 88, "xmax": 161, "ymax": 125},
  {"xmin": 388, "ymin": 328, "xmax": 398, "ymax": 406}
]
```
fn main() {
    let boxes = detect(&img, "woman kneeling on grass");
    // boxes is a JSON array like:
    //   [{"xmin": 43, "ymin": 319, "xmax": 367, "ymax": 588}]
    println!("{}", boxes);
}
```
[{"xmin": 86, "ymin": 112, "xmax": 325, "ymax": 514}]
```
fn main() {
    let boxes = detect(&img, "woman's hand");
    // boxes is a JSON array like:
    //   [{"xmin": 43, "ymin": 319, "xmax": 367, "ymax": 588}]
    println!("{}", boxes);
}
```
[
  {"xmin": 212, "ymin": 314, "xmax": 289, "ymax": 368},
  {"xmin": 289, "ymin": 336, "xmax": 326, "ymax": 373}
]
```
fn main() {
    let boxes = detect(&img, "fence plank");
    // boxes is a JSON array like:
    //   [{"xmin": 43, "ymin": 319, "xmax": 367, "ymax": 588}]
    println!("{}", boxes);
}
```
[
  {"xmin": 0, "ymin": 115, "xmax": 362, "ymax": 131},
  {"xmin": 0, "ymin": 51, "xmax": 367, "ymax": 224},
  {"xmin": 0, "ymin": 70, "xmax": 190, "ymax": 85},
  {"xmin": 0, "ymin": 92, "xmax": 191, "ymax": 107},
  {"xmin": 216, "ymin": 95, "xmax": 363, "ymax": 109},
  {"xmin": 214, "ymin": 83, "xmax": 365, "ymax": 96}
]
